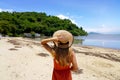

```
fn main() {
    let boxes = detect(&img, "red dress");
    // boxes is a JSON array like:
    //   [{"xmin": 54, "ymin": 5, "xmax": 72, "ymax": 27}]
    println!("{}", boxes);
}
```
[{"xmin": 52, "ymin": 59, "xmax": 72, "ymax": 80}]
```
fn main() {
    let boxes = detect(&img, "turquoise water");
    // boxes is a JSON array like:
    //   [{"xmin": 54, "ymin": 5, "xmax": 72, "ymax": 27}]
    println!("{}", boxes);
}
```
[{"xmin": 76, "ymin": 34, "xmax": 120, "ymax": 49}]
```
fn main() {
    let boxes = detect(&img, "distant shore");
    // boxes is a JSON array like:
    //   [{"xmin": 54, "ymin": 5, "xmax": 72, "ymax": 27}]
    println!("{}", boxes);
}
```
[{"xmin": 0, "ymin": 37, "xmax": 120, "ymax": 80}]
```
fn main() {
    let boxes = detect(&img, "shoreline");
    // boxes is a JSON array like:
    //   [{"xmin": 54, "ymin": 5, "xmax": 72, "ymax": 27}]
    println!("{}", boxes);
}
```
[
  {"xmin": 74, "ymin": 44, "xmax": 120, "ymax": 50},
  {"xmin": 0, "ymin": 37, "xmax": 120, "ymax": 80},
  {"xmin": 33, "ymin": 37, "xmax": 120, "ymax": 50}
]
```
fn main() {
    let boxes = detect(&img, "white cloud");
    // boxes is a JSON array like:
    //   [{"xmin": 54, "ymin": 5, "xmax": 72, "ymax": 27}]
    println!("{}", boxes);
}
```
[
  {"xmin": 0, "ymin": 8, "xmax": 13, "ymax": 12},
  {"xmin": 84, "ymin": 24, "xmax": 120, "ymax": 34},
  {"xmin": 57, "ymin": 14, "xmax": 69, "ymax": 19},
  {"xmin": 56, "ymin": 14, "xmax": 78, "ymax": 25}
]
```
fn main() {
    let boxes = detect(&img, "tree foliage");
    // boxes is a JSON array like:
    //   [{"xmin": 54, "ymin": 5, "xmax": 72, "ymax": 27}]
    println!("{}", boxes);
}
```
[{"xmin": 0, "ymin": 11, "xmax": 88, "ymax": 36}]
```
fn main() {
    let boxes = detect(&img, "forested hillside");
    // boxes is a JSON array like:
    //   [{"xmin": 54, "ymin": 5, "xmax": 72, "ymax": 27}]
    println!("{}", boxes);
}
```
[{"xmin": 0, "ymin": 12, "xmax": 88, "ymax": 37}]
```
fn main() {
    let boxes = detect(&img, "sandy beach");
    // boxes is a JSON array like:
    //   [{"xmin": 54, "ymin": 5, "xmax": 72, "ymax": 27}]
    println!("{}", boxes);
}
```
[{"xmin": 0, "ymin": 37, "xmax": 120, "ymax": 80}]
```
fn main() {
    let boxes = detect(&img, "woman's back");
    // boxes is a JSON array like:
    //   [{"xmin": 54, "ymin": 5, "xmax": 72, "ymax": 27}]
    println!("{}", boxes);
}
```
[
  {"xmin": 52, "ymin": 59, "xmax": 72, "ymax": 80},
  {"xmin": 53, "ymin": 59, "xmax": 71, "ymax": 70}
]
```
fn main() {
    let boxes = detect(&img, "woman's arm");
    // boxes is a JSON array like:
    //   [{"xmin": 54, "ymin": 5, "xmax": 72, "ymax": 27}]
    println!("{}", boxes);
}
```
[
  {"xmin": 41, "ymin": 37, "xmax": 58, "ymax": 45},
  {"xmin": 41, "ymin": 37, "xmax": 58, "ymax": 56},
  {"xmin": 70, "ymin": 48, "xmax": 79, "ymax": 71}
]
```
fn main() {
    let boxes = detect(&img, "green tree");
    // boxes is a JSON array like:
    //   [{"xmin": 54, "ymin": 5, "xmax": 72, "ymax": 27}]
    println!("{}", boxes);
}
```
[{"xmin": 0, "ymin": 11, "xmax": 88, "ymax": 36}]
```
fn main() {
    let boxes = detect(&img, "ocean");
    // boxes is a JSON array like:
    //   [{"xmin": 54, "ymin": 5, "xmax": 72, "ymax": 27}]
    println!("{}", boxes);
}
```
[{"xmin": 75, "ymin": 34, "xmax": 120, "ymax": 49}]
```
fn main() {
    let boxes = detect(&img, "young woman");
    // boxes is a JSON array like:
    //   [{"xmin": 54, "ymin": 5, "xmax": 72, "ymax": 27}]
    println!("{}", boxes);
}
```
[{"xmin": 41, "ymin": 30, "xmax": 78, "ymax": 80}]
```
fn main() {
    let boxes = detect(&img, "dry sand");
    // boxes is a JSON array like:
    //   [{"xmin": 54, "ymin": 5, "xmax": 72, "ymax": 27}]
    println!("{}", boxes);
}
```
[{"xmin": 0, "ymin": 37, "xmax": 120, "ymax": 80}]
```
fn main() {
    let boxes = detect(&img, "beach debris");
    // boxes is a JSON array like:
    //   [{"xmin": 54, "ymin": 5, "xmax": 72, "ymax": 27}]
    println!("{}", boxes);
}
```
[
  {"xmin": 73, "ymin": 48, "xmax": 120, "ymax": 63},
  {"xmin": 8, "ymin": 39, "xmax": 20, "ymax": 45},
  {"xmin": 37, "ymin": 53, "xmax": 49, "ymax": 57},
  {"xmin": 73, "ymin": 69, "xmax": 83, "ymax": 75},
  {"xmin": 14, "ymin": 46, "xmax": 22, "ymax": 48},
  {"xmin": 9, "ymin": 48, "xmax": 18, "ymax": 51},
  {"xmin": 7, "ymin": 38, "xmax": 41, "ymax": 47}
]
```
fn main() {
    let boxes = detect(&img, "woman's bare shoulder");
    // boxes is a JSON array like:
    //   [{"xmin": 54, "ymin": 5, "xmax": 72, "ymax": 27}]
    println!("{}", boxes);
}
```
[
  {"xmin": 69, "ymin": 47, "xmax": 74, "ymax": 53},
  {"xmin": 69, "ymin": 47, "xmax": 75, "ymax": 58}
]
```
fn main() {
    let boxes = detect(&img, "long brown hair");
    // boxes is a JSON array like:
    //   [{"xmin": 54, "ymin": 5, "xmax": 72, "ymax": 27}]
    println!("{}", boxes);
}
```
[{"xmin": 53, "ymin": 42, "xmax": 71, "ymax": 66}]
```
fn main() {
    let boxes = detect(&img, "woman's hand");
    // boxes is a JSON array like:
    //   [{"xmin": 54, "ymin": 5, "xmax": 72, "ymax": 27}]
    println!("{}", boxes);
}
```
[{"xmin": 52, "ymin": 37, "xmax": 59, "ymax": 42}]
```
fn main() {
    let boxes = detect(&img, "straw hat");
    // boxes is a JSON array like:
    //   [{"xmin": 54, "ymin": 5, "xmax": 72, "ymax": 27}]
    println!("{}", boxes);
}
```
[{"xmin": 53, "ymin": 30, "xmax": 74, "ymax": 48}]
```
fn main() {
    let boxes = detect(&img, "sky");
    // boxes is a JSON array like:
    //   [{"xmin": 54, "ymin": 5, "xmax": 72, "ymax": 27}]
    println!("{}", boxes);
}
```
[{"xmin": 0, "ymin": 0, "xmax": 120, "ymax": 34}]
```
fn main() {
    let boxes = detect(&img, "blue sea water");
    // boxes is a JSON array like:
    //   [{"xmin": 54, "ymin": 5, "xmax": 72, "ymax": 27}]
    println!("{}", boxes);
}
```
[{"xmin": 76, "ymin": 34, "xmax": 120, "ymax": 49}]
